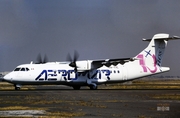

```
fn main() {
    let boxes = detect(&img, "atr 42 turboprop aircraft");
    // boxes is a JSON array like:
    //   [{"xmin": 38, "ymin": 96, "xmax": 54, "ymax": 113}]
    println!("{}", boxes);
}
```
[{"xmin": 3, "ymin": 33, "xmax": 180, "ymax": 90}]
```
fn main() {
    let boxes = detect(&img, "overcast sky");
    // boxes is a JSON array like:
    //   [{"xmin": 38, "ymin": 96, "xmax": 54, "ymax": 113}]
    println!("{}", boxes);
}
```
[{"xmin": 0, "ymin": 0, "xmax": 180, "ymax": 76}]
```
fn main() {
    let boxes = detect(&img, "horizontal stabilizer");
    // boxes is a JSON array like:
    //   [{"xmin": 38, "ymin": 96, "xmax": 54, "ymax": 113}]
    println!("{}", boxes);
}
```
[
  {"xmin": 160, "ymin": 67, "xmax": 170, "ymax": 72},
  {"xmin": 143, "ymin": 35, "xmax": 180, "ymax": 41}
]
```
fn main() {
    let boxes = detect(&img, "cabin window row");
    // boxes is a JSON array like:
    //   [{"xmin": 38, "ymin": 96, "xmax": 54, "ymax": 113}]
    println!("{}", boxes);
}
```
[{"xmin": 110, "ymin": 70, "xmax": 120, "ymax": 73}]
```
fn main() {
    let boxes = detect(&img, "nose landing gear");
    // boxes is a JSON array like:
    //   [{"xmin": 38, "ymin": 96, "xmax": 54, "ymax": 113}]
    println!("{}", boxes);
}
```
[{"xmin": 14, "ymin": 84, "xmax": 21, "ymax": 90}]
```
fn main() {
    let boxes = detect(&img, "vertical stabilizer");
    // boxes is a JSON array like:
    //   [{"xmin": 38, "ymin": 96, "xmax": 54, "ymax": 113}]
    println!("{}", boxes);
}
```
[{"xmin": 135, "ymin": 33, "xmax": 179, "ymax": 73}]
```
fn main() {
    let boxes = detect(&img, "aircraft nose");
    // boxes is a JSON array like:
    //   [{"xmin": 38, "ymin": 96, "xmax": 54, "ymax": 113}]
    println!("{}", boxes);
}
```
[{"xmin": 3, "ymin": 73, "xmax": 12, "ymax": 82}]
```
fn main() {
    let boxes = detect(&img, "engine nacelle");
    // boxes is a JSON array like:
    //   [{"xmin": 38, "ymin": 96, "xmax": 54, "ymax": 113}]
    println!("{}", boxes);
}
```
[{"xmin": 76, "ymin": 60, "xmax": 93, "ymax": 72}]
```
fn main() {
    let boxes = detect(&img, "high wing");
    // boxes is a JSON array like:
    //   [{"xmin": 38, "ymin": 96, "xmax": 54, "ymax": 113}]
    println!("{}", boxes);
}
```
[
  {"xmin": 69, "ymin": 58, "xmax": 136, "ymax": 72},
  {"xmin": 91, "ymin": 57, "xmax": 135, "ymax": 68}
]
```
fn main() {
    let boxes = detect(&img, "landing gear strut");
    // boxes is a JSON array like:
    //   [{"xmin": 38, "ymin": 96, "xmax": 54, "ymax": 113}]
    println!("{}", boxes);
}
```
[
  {"xmin": 14, "ymin": 84, "xmax": 21, "ymax": 90},
  {"xmin": 87, "ymin": 79, "xmax": 98, "ymax": 90}
]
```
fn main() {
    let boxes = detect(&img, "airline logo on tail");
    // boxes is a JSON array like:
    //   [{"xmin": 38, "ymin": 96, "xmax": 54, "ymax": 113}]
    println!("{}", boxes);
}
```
[{"xmin": 137, "ymin": 51, "xmax": 158, "ymax": 73}]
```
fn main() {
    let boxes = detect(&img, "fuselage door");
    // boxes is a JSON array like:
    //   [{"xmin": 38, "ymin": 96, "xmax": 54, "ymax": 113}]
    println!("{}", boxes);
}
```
[{"xmin": 122, "ymin": 66, "xmax": 128, "ymax": 80}]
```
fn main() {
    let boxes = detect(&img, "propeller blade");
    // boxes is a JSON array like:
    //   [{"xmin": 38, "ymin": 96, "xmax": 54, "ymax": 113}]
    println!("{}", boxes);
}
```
[
  {"xmin": 73, "ymin": 50, "xmax": 79, "ymax": 62},
  {"xmin": 66, "ymin": 53, "xmax": 72, "ymax": 62},
  {"xmin": 43, "ymin": 54, "xmax": 48, "ymax": 63},
  {"xmin": 36, "ymin": 53, "xmax": 42, "ymax": 64},
  {"xmin": 36, "ymin": 54, "xmax": 48, "ymax": 64}
]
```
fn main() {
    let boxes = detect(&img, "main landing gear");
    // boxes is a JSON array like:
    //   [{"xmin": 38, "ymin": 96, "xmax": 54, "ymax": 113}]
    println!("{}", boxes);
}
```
[
  {"xmin": 86, "ymin": 79, "xmax": 98, "ymax": 90},
  {"xmin": 72, "ymin": 84, "xmax": 98, "ymax": 90},
  {"xmin": 89, "ymin": 84, "xmax": 98, "ymax": 90}
]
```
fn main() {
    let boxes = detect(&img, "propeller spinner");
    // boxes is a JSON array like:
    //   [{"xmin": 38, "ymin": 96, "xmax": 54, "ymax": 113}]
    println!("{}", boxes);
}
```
[{"xmin": 66, "ymin": 50, "xmax": 79, "ymax": 71}]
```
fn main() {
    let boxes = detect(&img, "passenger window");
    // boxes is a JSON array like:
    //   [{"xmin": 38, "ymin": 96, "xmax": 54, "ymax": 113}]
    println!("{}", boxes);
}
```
[{"xmin": 14, "ymin": 68, "xmax": 21, "ymax": 71}]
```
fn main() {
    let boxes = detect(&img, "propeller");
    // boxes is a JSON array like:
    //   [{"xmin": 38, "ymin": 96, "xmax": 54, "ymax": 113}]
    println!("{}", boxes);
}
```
[
  {"xmin": 66, "ymin": 50, "xmax": 79, "ymax": 71},
  {"xmin": 36, "ymin": 54, "xmax": 48, "ymax": 64}
]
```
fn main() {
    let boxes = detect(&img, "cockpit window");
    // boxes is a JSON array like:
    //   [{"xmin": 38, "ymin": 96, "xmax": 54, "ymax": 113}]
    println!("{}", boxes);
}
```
[
  {"xmin": 26, "ymin": 68, "xmax": 30, "ymax": 71},
  {"xmin": 14, "ymin": 68, "xmax": 21, "ymax": 71},
  {"xmin": 20, "ymin": 68, "xmax": 25, "ymax": 71},
  {"xmin": 13, "ymin": 67, "xmax": 30, "ymax": 71}
]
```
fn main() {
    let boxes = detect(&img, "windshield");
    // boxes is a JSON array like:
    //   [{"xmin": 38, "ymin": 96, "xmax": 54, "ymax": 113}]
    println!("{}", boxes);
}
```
[
  {"xmin": 14, "ymin": 68, "xmax": 21, "ymax": 71},
  {"xmin": 13, "ymin": 67, "xmax": 30, "ymax": 71}
]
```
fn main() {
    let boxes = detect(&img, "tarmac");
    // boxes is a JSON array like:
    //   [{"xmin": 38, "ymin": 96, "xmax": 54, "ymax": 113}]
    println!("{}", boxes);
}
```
[{"xmin": 0, "ymin": 86, "xmax": 180, "ymax": 117}]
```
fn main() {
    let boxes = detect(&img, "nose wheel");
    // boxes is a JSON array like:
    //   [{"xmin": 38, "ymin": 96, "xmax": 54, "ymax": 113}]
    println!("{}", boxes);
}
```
[
  {"xmin": 14, "ymin": 84, "xmax": 21, "ymax": 90},
  {"xmin": 15, "ymin": 87, "xmax": 20, "ymax": 90}
]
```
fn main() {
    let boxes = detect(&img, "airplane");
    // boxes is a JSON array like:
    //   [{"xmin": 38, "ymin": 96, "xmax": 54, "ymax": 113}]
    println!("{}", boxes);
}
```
[{"xmin": 3, "ymin": 33, "xmax": 180, "ymax": 90}]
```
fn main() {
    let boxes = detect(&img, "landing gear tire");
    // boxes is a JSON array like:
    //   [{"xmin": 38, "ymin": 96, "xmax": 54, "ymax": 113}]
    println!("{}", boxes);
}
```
[
  {"xmin": 14, "ymin": 84, "xmax": 21, "ymax": 90},
  {"xmin": 15, "ymin": 87, "xmax": 21, "ymax": 90},
  {"xmin": 90, "ymin": 85, "xmax": 97, "ymax": 90},
  {"xmin": 73, "ymin": 86, "xmax": 81, "ymax": 90}
]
